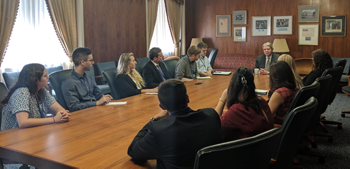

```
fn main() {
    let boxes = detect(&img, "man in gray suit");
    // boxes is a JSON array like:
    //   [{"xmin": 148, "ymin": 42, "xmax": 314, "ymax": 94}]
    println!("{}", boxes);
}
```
[{"xmin": 255, "ymin": 42, "xmax": 280, "ymax": 75}]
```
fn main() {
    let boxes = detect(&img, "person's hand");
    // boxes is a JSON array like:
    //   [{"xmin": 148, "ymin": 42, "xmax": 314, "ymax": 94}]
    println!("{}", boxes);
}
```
[
  {"xmin": 96, "ymin": 95, "xmax": 112, "ymax": 106},
  {"xmin": 220, "ymin": 89, "xmax": 228, "ymax": 103},
  {"xmin": 181, "ymin": 78, "xmax": 193, "ymax": 82},
  {"xmin": 54, "ymin": 110, "xmax": 71, "ymax": 123},
  {"xmin": 153, "ymin": 110, "xmax": 170, "ymax": 121},
  {"xmin": 151, "ymin": 87, "xmax": 158, "ymax": 93},
  {"xmin": 207, "ymin": 70, "xmax": 213, "ymax": 76},
  {"xmin": 259, "ymin": 68, "xmax": 269, "ymax": 75}
]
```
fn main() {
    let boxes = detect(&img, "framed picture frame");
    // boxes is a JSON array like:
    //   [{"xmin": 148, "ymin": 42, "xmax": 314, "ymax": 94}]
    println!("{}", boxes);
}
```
[
  {"xmin": 216, "ymin": 15, "xmax": 231, "ymax": 37},
  {"xmin": 273, "ymin": 15, "xmax": 293, "ymax": 35},
  {"xmin": 233, "ymin": 26, "xmax": 247, "ymax": 42},
  {"xmin": 298, "ymin": 24, "xmax": 319, "ymax": 45},
  {"xmin": 252, "ymin": 16, "xmax": 271, "ymax": 36},
  {"xmin": 321, "ymin": 15, "xmax": 346, "ymax": 37},
  {"xmin": 298, "ymin": 5, "xmax": 319, "ymax": 22},
  {"xmin": 233, "ymin": 10, "xmax": 247, "ymax": 24}
]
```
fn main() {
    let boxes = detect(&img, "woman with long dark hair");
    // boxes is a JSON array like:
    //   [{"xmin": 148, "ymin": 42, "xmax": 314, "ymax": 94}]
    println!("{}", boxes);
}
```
[
  {"xmin": 215, "ymin": 67, "xmax": 273, "ymax": 141},
  {"xmin": 268, "ymin": 61, "xmax": 299, "ymax": 124},
  {"xmin": 1, "ymin": 64, "xmax": 70, "ymax": 131}
]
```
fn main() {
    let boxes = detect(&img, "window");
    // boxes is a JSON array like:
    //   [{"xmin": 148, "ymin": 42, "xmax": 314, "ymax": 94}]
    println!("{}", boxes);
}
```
[
  {"xmin": 149, "ymin": 0, "xmax": 174, "ymax": 57},
  {"xmin": 2, "ymin": 0, "xmax": 69, "ymax": 72}
]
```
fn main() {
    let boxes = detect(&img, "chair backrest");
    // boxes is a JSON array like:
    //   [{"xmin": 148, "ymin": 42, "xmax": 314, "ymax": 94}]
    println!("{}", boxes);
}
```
[
  {"xmin": 179, "ymin": 54, "xmax": 186, "ymax": 59},
  {"xmin": 102, "ymin": 68, "xmax": 119, "ymax": 99},
  {"xmin": 334, "ymin": 59, "xmax": 347, "ymax": 73},
  {"xmin": 273, "ymin": 97, "xmax": 318, "ymax": 169},
  {"xmin": 46, "ymin": 66, "xmax": 63, "ymax": 75},
  {"xmin": 163, "ymin": 59, "xmax": 178, "ymax": 78},
  {"xmin": 2, "ymin": 72, "xmax": 20, "ymax": 88},
  {"xmin": 194, "ymin": 128, "xmax": 281, "ymax": 169},
  {"xmin": 96, "ymin": 61, "xmax": 116, "ymax": 83},
  {"xmin": 208, "ymin": 48, "xmax": 218, "ymax": 68},
  {"xmin": 135, "ymin": 57, "xmax": 150, "ymax": 75},
  {"xmin": 285, "ymin": 81, "xmax": 320, "ymax": 115},
  {"xmin": 49, "ymin": 69, "xmax": 72, "ymax": 109},
  {"xmin": 0, "ymin": 82, "xmax": 9, "ymax": 124},
  {"xmin": 321, "ymin": 67, "xmax": 343, "ymax": 105}
]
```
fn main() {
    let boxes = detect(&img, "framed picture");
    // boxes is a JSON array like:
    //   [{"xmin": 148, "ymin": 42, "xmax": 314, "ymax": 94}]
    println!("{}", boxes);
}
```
[
  {"xmin": 298, "ymin": 5, "xmax": 319, "ymax": 22},
  {"xmin": 216, "ymin": 15, "xmax": 231, "ymax": 37},
  {"xmin": 233, "ymin": 10, "xmax": 247, "ymax": 24},
  {"xmin": 321, "ymin": 15, "xmax": 346, "ymax": 37},
  {"xmin": 233, "ymin": 26, "xmax": 247, "ymax": 42},
  {"xmin": 273, "ymin": 15, "xmax": 292, "ymax": 35},
  {"xmin": 298, "ymin": 24, "xmax": 319, "ymax": 45},
  {"xmin": 252, "ymin": 16, "xmax": 271, "ymax": 36}
]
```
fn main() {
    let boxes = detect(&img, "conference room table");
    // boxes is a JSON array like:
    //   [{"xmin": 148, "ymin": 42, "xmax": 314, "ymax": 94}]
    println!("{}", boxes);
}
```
[{"xmin": 0, "ymin": 74, "xmax": 270, "ymax": 169}]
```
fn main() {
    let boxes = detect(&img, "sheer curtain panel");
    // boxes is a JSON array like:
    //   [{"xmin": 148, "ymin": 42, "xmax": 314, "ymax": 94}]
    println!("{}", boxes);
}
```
[{"xmin": 165, "ymin": 0, "xmax": 182, "ymax": 56}]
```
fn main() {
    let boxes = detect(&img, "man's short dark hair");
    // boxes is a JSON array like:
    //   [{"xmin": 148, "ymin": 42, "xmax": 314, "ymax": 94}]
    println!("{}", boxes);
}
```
[
  {"xmin": 72, "ymin": 47, "xmax": 92, "ymax": 66},
  {"xmin": 197, "ymin": 42, "xmax": 208, "ymax": 49},
  {"xmin": 158, "ymin": 79, "xmax": 187, "ymax": 112},
  {"xmin": 187, "ymin": 46, "xmax": 201, "ymax": 57},
  {"xmin": 149, "ymin": 47, "xmax": 162, "ymax": 60}
]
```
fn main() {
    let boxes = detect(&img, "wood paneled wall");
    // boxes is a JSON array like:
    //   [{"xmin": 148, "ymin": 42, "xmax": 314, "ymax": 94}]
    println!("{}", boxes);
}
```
[
  {"xmin": 84, "ymin": 0, "xmax": 146, "ymax": 64},
  {"xmin": 185, "ymin": 0, "xmax": 350, "ymax": 59}
]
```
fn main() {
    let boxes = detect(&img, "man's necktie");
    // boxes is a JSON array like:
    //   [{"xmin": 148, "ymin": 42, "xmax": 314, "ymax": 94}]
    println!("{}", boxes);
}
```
[
  {"xmin": 157, "ymin": 65, "xmax": 166, "ymax": 81},
  {"xmin": 265, "ymin": 57, "xmax": 271, "ymax": 71}
]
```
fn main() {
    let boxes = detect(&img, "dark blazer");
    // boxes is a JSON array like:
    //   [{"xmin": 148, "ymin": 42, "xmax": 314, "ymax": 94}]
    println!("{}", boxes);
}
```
[
  {"xmin": 128, "ymin": 108, "xmax": 222, "ymax": 169},
  {"xmin": 302, "ymin": 69, "xmax": 322, "ymax": 86},
  {"xmin": 255, "ymin": 53, "xmax": 280, "ymax": 69},
  {"xmin": 142, "ymin": 61, "xmax": 170, "ymax": 88},
  {"xmin": 115, "ymin": 73, "xmax": 142, "ymax": 99}
]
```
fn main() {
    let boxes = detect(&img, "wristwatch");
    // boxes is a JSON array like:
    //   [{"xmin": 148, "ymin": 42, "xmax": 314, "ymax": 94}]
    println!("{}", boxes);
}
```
[{"xmin": 150, "ymin": 117, "xmax": 155, "ymax": 122}]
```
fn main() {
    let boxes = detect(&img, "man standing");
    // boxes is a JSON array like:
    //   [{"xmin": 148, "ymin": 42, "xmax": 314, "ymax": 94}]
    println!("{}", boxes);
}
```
[
  {"xmin": 62, "ymin": 47, "xmax": 112, "ymax": 112},
  {"xmin": 175, "ymin": 46, "xmax": 201, "ymax": 81},
  {"xmin": 255, "ymin": 42, "xmax": 280, "ymax": 75},
  {"xmin": 128, "ymin": 79, "xmax": 222, "ymax": 169},
  {"xmin": 142, "ymin": 47, "xmax": 170, "ymax": 88},
  {"xmin": 196, "ymin": 42, "xmax": 213, "ymax": 77}
]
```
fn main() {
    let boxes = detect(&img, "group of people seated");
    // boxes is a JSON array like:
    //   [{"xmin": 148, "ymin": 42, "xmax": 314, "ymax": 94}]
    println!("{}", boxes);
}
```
[{"xmin": 0, "ymin": 41, "xmax": 335, "ymax": 168}]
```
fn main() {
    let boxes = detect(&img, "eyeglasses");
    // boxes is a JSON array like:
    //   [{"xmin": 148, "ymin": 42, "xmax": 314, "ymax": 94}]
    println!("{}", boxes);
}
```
[{"xmin": 84, "ymin": 59, "xmax": 94, "ymax": 62}]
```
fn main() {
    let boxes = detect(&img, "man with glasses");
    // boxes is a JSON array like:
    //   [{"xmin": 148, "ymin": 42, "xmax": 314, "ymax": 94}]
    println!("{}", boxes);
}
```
[
  {"xmin": 62, "ymin": 47, "xmax": 112, "ymax": 112},
  {"xmin": 195, "ymin": 42, "xmax": 212, "ymax": 77}
]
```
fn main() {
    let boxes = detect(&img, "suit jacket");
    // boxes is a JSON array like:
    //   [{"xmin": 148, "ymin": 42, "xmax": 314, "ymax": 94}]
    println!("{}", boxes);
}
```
[
  {"xmin": 128, "ymin": 108, "xmax": 222, "ymax": 169},
  {"xmin": 115, "ymin": 73, "xmax": 142, "ymax": 99},
  {"xmin": 255, "ymin": 53, "xmax": 280, "ymax": 69},
  {"xmin": 142, "ymin": 61, "xmax": 170, "ymax": 88}
]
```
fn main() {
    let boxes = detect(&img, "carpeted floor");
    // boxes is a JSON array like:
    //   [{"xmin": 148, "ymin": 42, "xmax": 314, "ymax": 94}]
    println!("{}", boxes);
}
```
[{"xmin": 299, "ymin": 93, "xmax": 350, "ymax": 168}]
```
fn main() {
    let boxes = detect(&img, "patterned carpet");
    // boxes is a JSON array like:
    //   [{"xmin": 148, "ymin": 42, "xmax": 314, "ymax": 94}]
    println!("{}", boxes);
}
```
[{"xmin": 299, "ymin": 93, "xmax": 350, "ymax": 169}]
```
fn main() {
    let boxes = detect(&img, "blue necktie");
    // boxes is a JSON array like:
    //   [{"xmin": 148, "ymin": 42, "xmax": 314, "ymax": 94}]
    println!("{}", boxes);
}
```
[{"xmin": 157, "ymin": 65, "xmax": 166, "ymax": 81}]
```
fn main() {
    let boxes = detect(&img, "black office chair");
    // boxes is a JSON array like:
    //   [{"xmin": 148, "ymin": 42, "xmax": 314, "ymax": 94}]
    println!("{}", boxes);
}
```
[
  {"xmin": 194, "ymin": 128, "xmax": 281, "ymax": 169},
  {"xmin": 96, "ymin": 61, "xmax": 117, "ymax": 84},
  {"xmin": 135, "ymin": 57, "xmax": 150, "ymax": 75},
  {"xmin": 271, "ymin": 97, "xmax": 318, "ymax": 169},
  {"xmin": 49, "ymin": 69, "xmax": 72, "ymax": 110},
  {"xmin": 102, "ymin": 68, "xmax": 119, "ymax": 100},
  {"xmin": 163, "ymin": 59, "xmax": 178, "ymax": 78},
  {"xmin": 2, "ymin": 71, "xmax": 20, "ymax": 88},
  {"xmin": 208, "ymin": 48, "xmax": 218, "ymax": 68}
]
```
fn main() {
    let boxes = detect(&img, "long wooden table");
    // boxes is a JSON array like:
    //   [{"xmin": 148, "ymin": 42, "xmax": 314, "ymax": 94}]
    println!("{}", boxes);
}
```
[{"xmin": 0, "ymin": 74, "xmax": 270, "ymax": 169}]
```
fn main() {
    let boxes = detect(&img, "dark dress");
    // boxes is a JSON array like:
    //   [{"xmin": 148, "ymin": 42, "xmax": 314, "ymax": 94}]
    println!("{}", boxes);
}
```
[
  {"xmin": 115, "ymin": 73, "xmax": 143, "ymax": 99},
  {"xmin": 302, "ymin": 69, "xmax": 323, "ymax": 86}
]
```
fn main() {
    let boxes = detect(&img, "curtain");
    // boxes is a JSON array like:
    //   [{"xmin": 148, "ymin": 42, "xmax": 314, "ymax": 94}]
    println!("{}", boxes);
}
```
[
  {"xmin": 147, "ymin": 0, "xmax": 159, "ymax": 51},
  {"xmin": 46, "ymin": 0, "xmax": 77, "ymax": 57},
  {"xmin": 165, "ymin": 0, "xmax": 182, "ymax": 56},
  {"xmin": 0, "ymin": 0, "xmax": 20, "ymax": 67}
]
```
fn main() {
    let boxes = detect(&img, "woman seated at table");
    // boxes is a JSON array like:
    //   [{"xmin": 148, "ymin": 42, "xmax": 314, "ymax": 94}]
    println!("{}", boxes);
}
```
[
  {"xmin": 116, "ymin": 53, "xmax": 158, "ymax": 99},
  {"xmin": 302, "ymin": 49, "xmax": 333, "ymax": 86},
  {"xmin": 268, "ymin": 61, "xmax": 299, "ymax": 124},
  {"xmin": 278, "ymin": 54, "xmax": 304, "ymax": 89},
  {"xmin": 215, "ymin": 67, "xmax": 274, "ymax": 141},
  {"xmin": 1, "ymin": 64, "xmax": 70, "ymax": 131}
]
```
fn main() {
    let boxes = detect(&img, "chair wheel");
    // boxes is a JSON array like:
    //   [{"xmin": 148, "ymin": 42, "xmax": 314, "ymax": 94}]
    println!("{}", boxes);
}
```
[
  {"xmin": 328, "ymin": 137, "xmax": 333, "ymax": 143},
  {"xmin": 341, "ymin": 113, "xmax": 345, "ymax": 117},
  {"xmin": 311, "ymin": 142, "xmax": 318, "ymax": 148},
  {"xmin": 318, "ymin": 157, "xmax": 325, "ymax": 164},
  {"xmin": 338, "ymin": 125, "xmax": 343, "ymax": 129}
]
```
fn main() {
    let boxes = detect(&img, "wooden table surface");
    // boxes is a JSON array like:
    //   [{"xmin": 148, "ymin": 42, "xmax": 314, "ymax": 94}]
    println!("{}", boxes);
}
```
[{"xmin": 0, "ymin": 74, "xmax": 270, "ymax": 169}]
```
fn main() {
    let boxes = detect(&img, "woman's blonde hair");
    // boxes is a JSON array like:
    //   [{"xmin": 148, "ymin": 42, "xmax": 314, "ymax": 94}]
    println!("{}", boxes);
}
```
[
  {"xmin": 278, "ymin": 54, "xmax": 304, "ymax": 89},
  {"xmin": 117, "ymin": 53, "xmax": 145, "ymax": 87}
]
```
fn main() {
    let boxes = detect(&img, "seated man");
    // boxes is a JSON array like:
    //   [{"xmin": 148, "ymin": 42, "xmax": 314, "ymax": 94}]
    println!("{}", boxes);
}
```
[
  {"xmin": 62, "ymin": 47, "xmax": 112, "ymax": 112},
  {"xmin": 196, "ymin": 42, "xmax": 213, "ymax": 76},
  {"xmin": 128, "ymin": 79, "xmax": 222, "ymax": 169},
  {"xmin": 142, "ymin": 47, "xmax": 171, "ymax": 88},
  {"xmin": 255, "ymin": 42, "xmax": 280, "ymax": 75},
  {"xmin": 175, "ymin": 46, "xmax": 201, "ymax": 81}
]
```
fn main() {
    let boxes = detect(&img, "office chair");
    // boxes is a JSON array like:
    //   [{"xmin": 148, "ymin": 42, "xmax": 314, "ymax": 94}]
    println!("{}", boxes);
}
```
[
  {"xmin": 208, "ymin": 48, "xmax": 218, "ymax": 68},
  {"xmin": 135, "ymin": 57, "xmax": 150, "ymax": 75},
  {"xmin": 49, "ymin": 69, "xmax": 72, "ymax": 110},
  {"xmin": 163, "ymin": 59, "xmax": 178, "ymax": 78},
  {"xmin": 96, "ymin": 61, "xmax": 117, "ymax": 84},
  {"xmin": 2, "ymin": 72, "xmax": 20, "ymax": 89},
  {"xmin": 102, "ymin": 68, "xmax": 119, "ymax": 100}
]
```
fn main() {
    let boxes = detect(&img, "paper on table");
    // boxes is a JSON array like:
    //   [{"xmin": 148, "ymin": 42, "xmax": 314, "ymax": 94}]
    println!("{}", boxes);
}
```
[
  {"xmin": 197, "ymin": 76, "xmax": 212, "ymax": 79},
  {"xmin": 255, "ymin": 89, "xmax": 268, "ymax": 96},
  {"xmin": 106, "ymin": 101, "xmax": 127, "ymax": 105},
  {"xmin": 213, "ymin": 71, "xmax": 232, "ymax": 75},
  {"xmin": 145, "ymin": 93, "xmax": 158, "ymax": 95}
]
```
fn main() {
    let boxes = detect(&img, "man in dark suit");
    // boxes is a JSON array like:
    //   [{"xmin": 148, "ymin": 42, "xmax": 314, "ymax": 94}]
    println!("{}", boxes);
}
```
[
  {"xmin": 255, "ymin": 42, "xmax": 280, "ymax": 75},
  {"xmin": 142, "ymin": 47, "xmax": 170, "ymax": 88},
  {"xmin": 128, "ymin": 79, "xmax": 222, "ymax": 169}
]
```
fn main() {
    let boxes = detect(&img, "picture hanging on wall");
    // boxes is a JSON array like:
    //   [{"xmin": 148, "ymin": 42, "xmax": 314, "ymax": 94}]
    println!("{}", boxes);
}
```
[
  {"xmin": 321, "ymin": 15, "xmax": 346, "ymax": 37},
  {"xmin": 233, "ymin": 26, "xmax": 247, "ymax": 42},
  {"xmin": 252, "ymin": 16, "xmax": 271, "ymax": 36},
  {"xmin": 298, "ymin": 5, "xmax": 319, "ymax": 22},
  {"xmin": 216, "ymin": 15, "xmax": 231, "ymax": 37},
  {"xmin": 233, "ymin": 10, "xmax": 247, "ymax": 24},
  {"xmin": 298, "ymin": 24, "xmax": 319, "ymax": 45},
  {"xmin": 273, "ymin": 15, "xmax": 292, "ymax": 35}
]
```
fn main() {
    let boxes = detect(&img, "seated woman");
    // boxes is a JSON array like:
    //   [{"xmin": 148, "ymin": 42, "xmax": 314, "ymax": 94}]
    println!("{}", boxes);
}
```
[
  {"xmin": 278, "ymin": 54, "xmax": 304, "ymax": 89},
  {"xmin": 215, "ymin": 67, "xmax": 274, "ymax": 141},
  {"xmin": 302, "ymin": 49, "xmax": 333, "ymax": 86},
  {"xmin": 1, "ymin": 63, "xmax": 70, "ymax": 131},
  {"xmin": 268, "ymin": 61, "xmax": 299, "ymax": 124},
  {"xmin": 116, "ymin": 53, "xmax": 158, "ymax": 99}
]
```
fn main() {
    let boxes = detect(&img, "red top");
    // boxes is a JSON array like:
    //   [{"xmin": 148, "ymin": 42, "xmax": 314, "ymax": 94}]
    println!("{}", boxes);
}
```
[
  {"xmin": 274, "ymin": 87, "xmax": 299, "ymax": 124},
  {"xmin": 220, "ymin": 99, "xmax": 274, "ymax": 141}
]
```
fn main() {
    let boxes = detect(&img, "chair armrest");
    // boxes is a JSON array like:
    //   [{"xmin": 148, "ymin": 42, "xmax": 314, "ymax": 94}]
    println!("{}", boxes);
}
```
[
  {"xmin": 165, "ymin": 56, "xmax": 180, "ymax": 60},
  {"xmin": 274, "ymin": 123, "xmax": 282, "ymax": 129}
]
